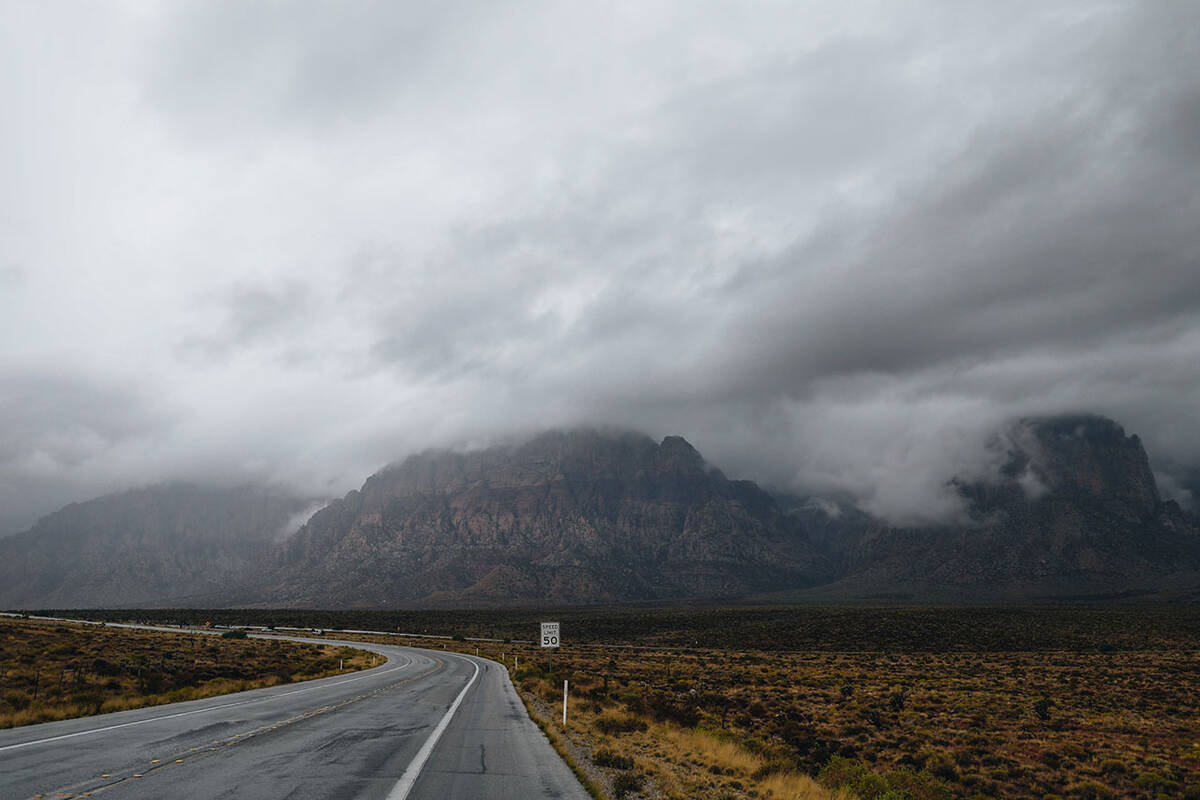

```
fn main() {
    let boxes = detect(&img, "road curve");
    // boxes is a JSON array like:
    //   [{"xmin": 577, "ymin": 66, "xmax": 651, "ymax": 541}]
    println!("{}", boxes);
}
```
[{"xmin": 0, "ymin": 635, "xmax": 588, "ymax": 800}]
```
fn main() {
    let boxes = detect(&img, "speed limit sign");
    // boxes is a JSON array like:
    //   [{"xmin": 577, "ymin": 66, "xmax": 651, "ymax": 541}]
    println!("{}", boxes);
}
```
[{"xmin": 540, "ymin": 621, "xmax": 560, "ymax": 648}]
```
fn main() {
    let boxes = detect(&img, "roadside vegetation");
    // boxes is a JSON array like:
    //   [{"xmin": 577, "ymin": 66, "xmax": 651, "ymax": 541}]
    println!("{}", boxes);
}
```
[
  {"xmin": 0, "ymin": 617, "xmax": 373, "ymax": 729},
  {"xmin": 57, "ymin": 604, "xmax": 1200, "ymax": 653},
  {"xmin": 22, "ymin": 605, "xmax": 1200, "ymax": 798},
  {"xmin": 503, "ymin": 644, "xmax": 1200, "ymax": 799}
]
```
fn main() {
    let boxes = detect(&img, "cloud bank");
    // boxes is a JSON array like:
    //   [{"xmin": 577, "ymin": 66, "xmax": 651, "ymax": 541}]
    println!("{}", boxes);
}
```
[{"xmin": 2, "ymin": 1, "xmax": 1199, "ymax": 532}]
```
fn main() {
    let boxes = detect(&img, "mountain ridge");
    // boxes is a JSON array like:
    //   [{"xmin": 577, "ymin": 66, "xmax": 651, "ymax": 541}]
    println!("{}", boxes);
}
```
[
  {"xmin": 262, "ymin": 429, "xmax": 826, "ymax": 607},
  {"xmin": 2, "ymin": 416, "xmax": 1198, "ymax": 608},
  {"xmin": 0, "ymin": 483, "xmax": 312, "ymax": 608}
]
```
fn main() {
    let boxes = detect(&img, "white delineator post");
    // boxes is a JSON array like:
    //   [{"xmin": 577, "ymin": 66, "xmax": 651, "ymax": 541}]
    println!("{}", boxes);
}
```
[{"xmin": 563, "ymin": 680, "xmax": 568, "ymax": 725}]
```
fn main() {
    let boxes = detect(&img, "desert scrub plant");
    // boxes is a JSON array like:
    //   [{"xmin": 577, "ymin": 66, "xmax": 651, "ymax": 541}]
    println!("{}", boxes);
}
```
[
  {"xmin": 1064, "ymin": 780, "xmax": 1114, "ymax": 799},
  {"xmin": 0, "ymin": 617, "xmax": 373, "ymax": 729},
  {"xmin": 818, "ymin": 756, "xmax": 953, "ymax": 800},
  {"xmin": 593, "ymin": 748, "xmax": 634, "ymax": 770},
  {"xmin": 594, "ymin": 714, "xmax": 649, "ymax": 734},
  {"xmin": 1033, "ymin": 696, "xmax": 1054, "ymax": 722},
  {"xmin": 611, "ymin": 772, "xmax": 642, "ymax": 799}
]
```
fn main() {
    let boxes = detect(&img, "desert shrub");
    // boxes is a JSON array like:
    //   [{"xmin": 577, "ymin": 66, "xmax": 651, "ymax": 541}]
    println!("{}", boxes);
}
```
[
  {"xmin": 819, "ymin": 757, "xmax": 953, "ymax": 800},
  {"xmin": 91, "ymin": 658, "xmax": 120, "ymax": 676},
  {"xmin": 594, "ymin": 714, "xmax": 648, "ymax": 735},
  {"xmin": 1134, "ymin": 772, "xmax": 1179, "ymax": 793},
  {"xmin": 593, "ymin": 748, "xmax": 634, "ymax": 770},
  {"xmin": 70, "ymin": 692, "xmax": 103, "ymax": 710},
  {"xmin": 1066, "ymin": 781, "xmax": 1113, "ymax": 800},
  {"xmin": 636, "ymin": 691, "xmax": 700, "ymax": 727},
  {"xmin": 3, "ymin": 691, "xmax": 30, "ymax": 711},
  {"xmin": 752, "ymin": 760, "xmax": 798, "ymax": 781},
  {"xmin": 138, "ymin": 673, "xmax": 164, "ymax": 694},
  {"xmin": 923, "ymin": 752, "xmax": 959, "ymax": 782},
  {"xmin": 220, "ymin": 629, "xmax": 247, "ymax": 639},
  {"xmin": 778, "ymin": 720, "xmax": 819, "ymax": 752},
  {"xmin": 819, "ymin": 758, "xmax": 887, "ymax": 797},
  {"xmin": 1033, "ymin": 696, "xmax": 1054, "ymax": 722},
  {"xmin": 612, "ymin": 772, "xmax": 642, "ymax": 799},
  {"xmin": 513, "ymin": 665, "xmax": 543, "ymax": 681}
]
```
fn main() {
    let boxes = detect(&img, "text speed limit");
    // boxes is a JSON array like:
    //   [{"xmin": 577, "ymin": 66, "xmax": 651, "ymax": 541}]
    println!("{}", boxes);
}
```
[{"xmin": 540, "ymin": 621, "xmax": 560, "ymax": 648}]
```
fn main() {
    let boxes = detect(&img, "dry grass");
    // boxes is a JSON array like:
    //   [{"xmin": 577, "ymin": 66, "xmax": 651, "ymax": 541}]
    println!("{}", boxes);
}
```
[
  {"xmin": 759, "ymin": 771, "xmax": 854, "ymax": 800},
  {"xmin": 79, "ymin": 607, "xmax": 1200, "ymax": 800},
  {"xmin": 662, "ymin": 727, "xmax": 762, "ymax": 775},
  {"xmin": 0, "ymin": 617, "xmax": 373, "ymax": 729},
  {"xmin": 329, "ymin": 632, "xmax": 1200, "ymax": 800}
]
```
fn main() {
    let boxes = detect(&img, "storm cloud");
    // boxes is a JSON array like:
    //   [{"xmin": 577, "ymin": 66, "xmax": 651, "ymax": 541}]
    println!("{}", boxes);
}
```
[{"xmin": 2, "ymin": 1, "xmax": 1199, "ymax": 532}]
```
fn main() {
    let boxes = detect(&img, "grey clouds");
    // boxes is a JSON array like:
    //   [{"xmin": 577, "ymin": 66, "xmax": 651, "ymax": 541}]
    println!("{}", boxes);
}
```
[{"xmin": 2, "ymin": 1, "xmax": 1199, "ymax": 533}]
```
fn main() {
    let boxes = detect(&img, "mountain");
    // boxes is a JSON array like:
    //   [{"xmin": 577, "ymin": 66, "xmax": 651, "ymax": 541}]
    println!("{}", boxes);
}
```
[
  {"xmin": 790, "ymin": 415, "xmax": 1200, "ymax": 600},
  {"xmin": 0, "ymin": 483, "xmax": 312, "ymax": 608},
  {"xmin": 261, "ymin": 430, "xmax": 828, "ymax": 606},
  {"xmin": 2, "ymin": 418, "xmax": 1197, "ymax": 609}
]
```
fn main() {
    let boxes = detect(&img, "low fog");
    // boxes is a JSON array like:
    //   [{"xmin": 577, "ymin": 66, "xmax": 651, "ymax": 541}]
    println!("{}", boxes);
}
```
[{"xmin": 2, "ymin": 2, "xmax": 1199, "ymax": 533}]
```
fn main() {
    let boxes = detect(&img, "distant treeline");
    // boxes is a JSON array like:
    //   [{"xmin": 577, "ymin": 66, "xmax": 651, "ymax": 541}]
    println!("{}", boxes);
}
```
[{"xmin": 23, "ymin": 604, "xmax": 1200, "ymax": 652}]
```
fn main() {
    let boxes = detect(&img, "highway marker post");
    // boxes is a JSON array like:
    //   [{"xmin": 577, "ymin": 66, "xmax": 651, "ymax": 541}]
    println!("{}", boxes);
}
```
[{"xmin": 563, "ymin": 680, "xmax": 568, "ymax": 726}]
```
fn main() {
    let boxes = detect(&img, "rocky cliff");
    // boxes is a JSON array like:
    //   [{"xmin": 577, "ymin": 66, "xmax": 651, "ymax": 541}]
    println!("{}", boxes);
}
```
[
  {"xmin": 797, "ymin": 415, "xmax": 1200, "ymax": 600},
  {"xmin": 0, "ymin": 483, "xmax": 311, "ymax": 608},
  {"xmin": 262, "ymin": 430, "xmax": 827, "ymax": 606},
  {"xmin": 1, "ymin": 418, "xmax": 1197, "ymax": 608}
]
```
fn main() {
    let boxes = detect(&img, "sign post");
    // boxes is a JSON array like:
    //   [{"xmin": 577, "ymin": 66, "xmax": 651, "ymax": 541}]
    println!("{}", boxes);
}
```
[{"xmin": 540, "ymin": 621, "xmax": 560, "ymax": 677}]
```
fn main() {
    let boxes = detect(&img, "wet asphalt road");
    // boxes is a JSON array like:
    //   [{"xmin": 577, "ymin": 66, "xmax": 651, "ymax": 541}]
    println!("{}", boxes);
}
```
[{"xmin": 0, "ymin": 634, "xmax": 588, "ymax": 800}]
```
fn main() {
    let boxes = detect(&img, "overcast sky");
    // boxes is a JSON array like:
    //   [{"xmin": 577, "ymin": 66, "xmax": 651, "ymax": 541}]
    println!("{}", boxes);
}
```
[{"xmin": 2, "ymin": 1, "xmax": 1199, "ymax": 533}]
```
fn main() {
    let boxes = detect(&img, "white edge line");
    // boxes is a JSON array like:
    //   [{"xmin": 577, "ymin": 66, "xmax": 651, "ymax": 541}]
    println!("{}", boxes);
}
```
[
  {"xmin": 0, "ymin": 656, "xmax": 411, "ymax": 754},
  {"xmin": 385, "ymin": 655, "xmax": 481, "ymax": 800}
]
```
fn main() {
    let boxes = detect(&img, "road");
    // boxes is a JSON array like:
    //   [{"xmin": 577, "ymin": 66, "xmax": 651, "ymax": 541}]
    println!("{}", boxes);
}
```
[{"xmin": 0, "ymin": 634, "xmax": 589, "ymax": 800}]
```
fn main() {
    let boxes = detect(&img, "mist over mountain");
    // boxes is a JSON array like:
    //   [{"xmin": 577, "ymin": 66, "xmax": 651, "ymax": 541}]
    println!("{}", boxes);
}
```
[
  {"xmin": 787, "ymin": 415, "xmax": 1200, "ymax": 600},
  {"xmin": 1, "ymin": 415, "xmax": 1198, "ymax": 609},
  {"xmin": 0, "ymin": 484, "xmax": 311, "ymax": 608},
  {"xmin": 4, "ymin": 4, "xmax": 1200, "ymax": 550},
  {"xmin": 261, "ymin": 430, "xmax": 827, "ymax": 607}
]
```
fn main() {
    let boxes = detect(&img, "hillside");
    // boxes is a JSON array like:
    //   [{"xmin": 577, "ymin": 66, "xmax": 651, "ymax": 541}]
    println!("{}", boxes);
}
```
[
  {"xmin": 263, "ymin": 430, "xmax": 828, "ymax": 606},
  {"xmin": 1, "ymin": 417, "xmax": 1198, "ymax": 608},
  {"xmin": 787, "ymin": 415, "xmax": 1200, "ymax": 600},
  {"xmin": 0, "ymin": 483, "xmax": 311, "ymax": 608}
]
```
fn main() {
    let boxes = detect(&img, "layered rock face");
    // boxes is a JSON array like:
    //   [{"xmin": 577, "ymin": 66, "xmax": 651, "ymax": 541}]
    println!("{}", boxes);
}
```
[
  {"xmin": 808, "ymin": 416, "xmax": 1200, "ymax": 599},
  {"xmin": 265, "ymin": 430, "xmax": 827, "ymax": 606},
  {"xmin": 0, "ymin": 483, "xmax": 310, "ymax": 608},
  {"xmin": 1, "ymin": 417, "xmax": 1196, "ymax": 608}
]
